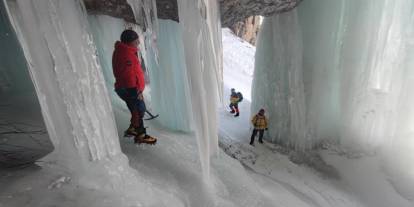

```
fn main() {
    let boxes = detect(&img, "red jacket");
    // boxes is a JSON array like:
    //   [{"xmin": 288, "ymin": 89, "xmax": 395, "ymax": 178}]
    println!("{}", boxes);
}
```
[{"xmin": 112, "ymin": 41, "xmax": 145, "ymax": 92}]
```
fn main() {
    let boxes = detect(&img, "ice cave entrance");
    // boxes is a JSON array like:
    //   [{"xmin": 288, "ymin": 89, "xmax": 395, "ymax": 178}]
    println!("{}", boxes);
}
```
[{"xmin": 0, "ymin": 2, "xmax": 53, "ymax": 167}]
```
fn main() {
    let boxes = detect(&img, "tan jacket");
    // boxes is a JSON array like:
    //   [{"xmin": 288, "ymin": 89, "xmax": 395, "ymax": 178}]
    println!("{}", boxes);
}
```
[
  {"xmin": 230, "ymin": 95, "xmax": 240, "ymax": 104},
  {"xmin": 251, "ymin": 114, "xmax": 268, "ymax": 130}
]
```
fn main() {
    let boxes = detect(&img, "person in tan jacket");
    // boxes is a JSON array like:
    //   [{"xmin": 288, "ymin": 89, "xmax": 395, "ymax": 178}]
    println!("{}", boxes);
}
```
[{"xmin": 250, "ymin": 109, "xmax": 268, "ymax": 145}]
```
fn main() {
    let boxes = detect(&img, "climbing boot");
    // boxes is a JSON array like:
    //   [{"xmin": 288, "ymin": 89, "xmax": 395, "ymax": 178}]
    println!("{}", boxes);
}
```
[
  {"xmin": 134, "ymin": 128, "xmax": 157, "ymax": 145},
  {"xmin": 124, "ymin": 126, "xmax": 138, "ymax": 137},
  {"xmin": 134, "ymin": 133, "xmax": 157, "ymax": 145}
]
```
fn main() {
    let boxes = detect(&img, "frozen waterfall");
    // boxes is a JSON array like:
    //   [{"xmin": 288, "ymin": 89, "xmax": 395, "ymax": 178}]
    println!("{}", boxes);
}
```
[
  {"xmin": 253, "ymin": 0, "xmax": 414, "ymax": 154},
  {"xmin": 3, "ymin": 0, "xmax": 223, "ymax": 183},
  {"xmin": 5, "ymin": 0, "xmax": 123, "ymax": 173},
  {"xmin": 252, "ymin": 10, "xmax": 310, "ymax": 151},
  {"xmin": 177, "ymin": 0, "xmax": 222, "ymax": 179}
]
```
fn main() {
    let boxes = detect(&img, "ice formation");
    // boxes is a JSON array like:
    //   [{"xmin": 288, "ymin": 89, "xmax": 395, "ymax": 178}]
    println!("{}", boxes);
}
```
[
  {"xmin": 4, "ymin": 0, "xmax": 131, "ymax": 182},
  {"xmin": 2, "ymin": 0, "xmax": 223, "ymax": 183},
  {"xmin": 251, "ymin": 10, "xmax": 309, "ymax": 151},
  {"xmin": 89, "ymin": 0, "xmax": 223, "ymax": 178},
  {"xmin": 177, "ymin": 0, "xmax": 222, "ymax": 179},
  {"xmin": 0, "ymin": 1, "xmax": 53, "ymax": 166},
  {"xmin": 252, "ymin": 0, "xmax": 414, "ymax": 154},
  {"xmin": 147, "ymin": 19, "xmax": 193, "ymax": 132}
]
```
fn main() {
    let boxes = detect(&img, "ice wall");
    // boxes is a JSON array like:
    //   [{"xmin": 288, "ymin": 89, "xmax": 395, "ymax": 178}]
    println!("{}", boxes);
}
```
[
  {"xmin": 253, "ymin": 0, "xmax": 414, "ymax": 153},
  {"xmin": 252, "ymin": 10, "xmax": 310, "ymax": 150},
  {"xmin": 90, "ymin": 2, "xmax": 223, "ymax": 180},
  {"xmin": 88, "ymin": 14, "xmax": 193, "ymax": 132},
  {"xmin": 177, "ymin": 0, "xmax": 222, "ymax": 179},
  {"xmin": 4, "ymin": 0, "xmax": 127, "ymax": 178},
  {"xmin": 87, "ymin": 15, "xmax": 124, "ymax": 90},
  {"xmin": 149, "ymin": 19, "xmax": 193, "ymax": 132}
]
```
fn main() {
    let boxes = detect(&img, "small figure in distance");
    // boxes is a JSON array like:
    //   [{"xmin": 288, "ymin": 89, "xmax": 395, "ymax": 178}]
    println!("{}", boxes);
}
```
[
  {"xmin": 229, "ymin": 88, "xmax": 243, "ymax": 117},
  {"xmin": 250, "ymin": 108, "xmax": 268, "ymax": 145}
]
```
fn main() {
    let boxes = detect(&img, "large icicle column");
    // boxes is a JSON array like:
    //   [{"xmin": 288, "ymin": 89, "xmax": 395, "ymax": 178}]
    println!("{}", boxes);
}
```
[
  {"xmin": 4, "ymin": 0, "xmax": 139, "ymax": 192},
  {"xmin": 177, "ymin": 0, "xmax": 222, "ymax": 179},
  {"xmin": 251, "ymin": 11, "xmax": 310, "ymax": 150},
  {"xmin": 252, "ymin": 0, "xmax": 414, "ymax": 156}
]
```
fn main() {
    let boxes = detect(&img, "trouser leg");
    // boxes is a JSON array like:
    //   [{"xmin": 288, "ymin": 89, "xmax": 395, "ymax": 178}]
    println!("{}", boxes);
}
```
[
  {"xmin": 250, "ymin": 129, "xmax": 258, "ymax": 145},
  {"xmin": 116, "ymin": 88, "xmax": 142, "ymax": 130},
  {"xmin": 229, "ymin": 103, "xmax": 235, "ymax": 113},
  {"xmin": 258, "ymin": 130, "xmax": 264, "ymax": 143},
  {"xmin": 135, "ymin": 98, "xmax": 146, "ymax": 135}
]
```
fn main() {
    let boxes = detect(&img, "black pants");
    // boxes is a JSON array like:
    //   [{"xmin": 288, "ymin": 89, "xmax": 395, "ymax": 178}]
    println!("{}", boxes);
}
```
[
  {"xmin": 250, "ymin": 129, "xmax": 264, "ymax": 144},
  {"xmin": 115, "ymin": 88, "xmax": 146, "ymax": 133}
]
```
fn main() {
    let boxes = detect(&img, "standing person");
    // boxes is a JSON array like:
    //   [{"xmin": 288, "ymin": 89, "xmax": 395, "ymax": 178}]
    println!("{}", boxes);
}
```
[
  {"xmin": 112, "ymin": 29, "xmax": 156, "ymax": 144},
  {"xmin": 250, "ymin": 109, "xmax": 268, "ymax": 145},
  {"xmin": 229, "ymin": 88, "xmax": 243, "ymax": 117}
]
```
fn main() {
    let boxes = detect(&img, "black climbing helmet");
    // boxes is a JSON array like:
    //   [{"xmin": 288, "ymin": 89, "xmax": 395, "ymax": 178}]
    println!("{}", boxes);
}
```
[
  {"xmin": 259, "ymin": 109, "xmax": 265, "ymax": 114},
  {"xmin": 120, "ymin": 29, "xmax": 139, "ymax": 43}
]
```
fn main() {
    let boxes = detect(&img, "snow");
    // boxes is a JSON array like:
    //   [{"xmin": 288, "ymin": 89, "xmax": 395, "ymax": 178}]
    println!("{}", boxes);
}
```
[
  {"xmin": 222, "ymin": 28, "xmax": 255, "ymax": 102},
  {"xmin": 1, "ymin": 0, "xmax": 414, "ymax": 206},
  {"xmin": 220, "ymin": 27, "xmax": 365, "ymax": 207},
  {"xmin": 321, "ymin": 151, "xmax": 414, "ymax": 207}
]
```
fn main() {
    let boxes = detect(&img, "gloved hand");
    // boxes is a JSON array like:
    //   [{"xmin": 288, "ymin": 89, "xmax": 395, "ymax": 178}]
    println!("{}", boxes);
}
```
[{"xmin": 137, "ymin": 91, "xmax": 144, "ymax": 100}]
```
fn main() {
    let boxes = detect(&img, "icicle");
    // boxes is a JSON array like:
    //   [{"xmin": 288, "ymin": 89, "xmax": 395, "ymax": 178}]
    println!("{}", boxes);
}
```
[
  {"xmin": 177, "ymin": 0, "xmax": 222, "ymax": 180},
  {"xmin": 5, "ymin": 0, "xmax": 123, "ymax": 169}
]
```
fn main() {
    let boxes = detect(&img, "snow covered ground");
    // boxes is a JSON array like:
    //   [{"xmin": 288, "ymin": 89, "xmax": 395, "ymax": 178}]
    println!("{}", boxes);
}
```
[{"xmin": 1, "ymin": 28, "xmax": 413, "ymax": 207}]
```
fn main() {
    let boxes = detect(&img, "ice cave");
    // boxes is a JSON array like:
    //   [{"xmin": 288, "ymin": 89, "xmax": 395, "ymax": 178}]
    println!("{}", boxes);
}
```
[{"xmin": 1, "ymin": 0, "xmax": 414, "ymax": 206}]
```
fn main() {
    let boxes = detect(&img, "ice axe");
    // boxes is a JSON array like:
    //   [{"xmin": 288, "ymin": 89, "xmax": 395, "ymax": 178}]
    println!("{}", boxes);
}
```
[{"xmin": 144, "ymin": 110, "xmax": 159, "ymax": 120}]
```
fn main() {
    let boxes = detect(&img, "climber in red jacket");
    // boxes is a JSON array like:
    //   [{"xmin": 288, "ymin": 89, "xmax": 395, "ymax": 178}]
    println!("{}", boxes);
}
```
[{"xmin": 112, "ymin": 29, "xmax": 156, "ymax": 144}]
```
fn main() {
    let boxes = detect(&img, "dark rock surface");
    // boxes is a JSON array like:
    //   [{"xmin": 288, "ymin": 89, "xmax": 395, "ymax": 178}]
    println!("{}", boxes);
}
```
[
  {"xmin": 83, "ymin": 0, "xmax": 302, "ymax": 27},
  {"xmin": 220, "ymin": 0, "xmax": 303, "ymax": 27},
  {"xmin": 230, "ymin": 16, "xmax": 261, "ymax": 45}
]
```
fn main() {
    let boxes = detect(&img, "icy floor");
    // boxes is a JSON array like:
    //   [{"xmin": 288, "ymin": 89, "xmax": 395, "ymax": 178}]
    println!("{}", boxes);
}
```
[
  {"xmin": 1, "ymin": 29, "xmax": 413, "ymax": 207},
  {"xmin": 0, "ymin": 92, "xmax": 53, "ymax": 167}
]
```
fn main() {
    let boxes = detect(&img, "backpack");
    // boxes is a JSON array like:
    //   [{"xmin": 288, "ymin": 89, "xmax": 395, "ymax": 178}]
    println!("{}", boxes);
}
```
[{"xmin": 237, "ymin": 92, "xmax": 243, "ymax": 102}]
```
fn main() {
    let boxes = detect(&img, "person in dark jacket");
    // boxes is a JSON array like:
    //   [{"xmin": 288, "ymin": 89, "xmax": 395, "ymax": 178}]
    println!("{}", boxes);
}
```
[
  {"xmin": 229, "ymin": 88, "xmax": 241, "ymax": 117},
  {"xmin": 112, "ymin": 29, "xmax": 156, "ymax": 144},
  {"xmin": 250, "ymin": 109, "xmax": 268, "ymax": 145}
]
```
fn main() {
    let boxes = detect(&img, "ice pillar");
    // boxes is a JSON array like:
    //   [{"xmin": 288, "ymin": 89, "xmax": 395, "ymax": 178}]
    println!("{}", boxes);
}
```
[
  {"xmin": 5, "ymin": 0, "xmax": 123, "ymax": 172},
  {"xmin": 252, "ymin": 11, "xmax": 310, "ymax": 150},
  {"xmin": 177, "ymin": 0, "xmax": 222, "ymax": 179},
  {"xmin": 253, "ymin": 0, "xmax": 414, "ymax": 152}
]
